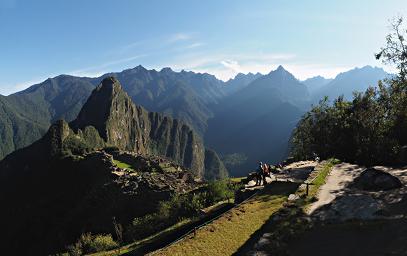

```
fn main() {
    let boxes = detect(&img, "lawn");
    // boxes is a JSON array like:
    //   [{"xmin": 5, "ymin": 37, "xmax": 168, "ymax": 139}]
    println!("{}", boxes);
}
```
[
  {"xmin": 113, "ymin": 159, "xmax": 134, "ymax": 171},
  {"xmin": 152, "ymin": 183, "xmax": 297, "ymax": 256}
]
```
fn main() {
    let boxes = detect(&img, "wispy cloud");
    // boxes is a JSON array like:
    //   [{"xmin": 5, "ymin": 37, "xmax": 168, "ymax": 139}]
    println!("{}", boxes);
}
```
[
  {"xmin": 117, "ymin": 41, "xmax": 144, "ymax": 54},
  {"xmin": 220, "ymin": 60, "xmax": 242, "ymax": 73},
  {"xmin": 168, "ymin": 33, "xmax": 192, "ymax": 43},
  {"xmin": 185, "ymin": 42, "xmax": 204, "ymax": 49},
  {"xmin": 70, "ymin": 54, "xmax": 147, "ymax": 77}
]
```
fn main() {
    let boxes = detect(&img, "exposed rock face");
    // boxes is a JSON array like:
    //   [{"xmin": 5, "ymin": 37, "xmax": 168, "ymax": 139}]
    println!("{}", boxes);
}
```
[
  {"xmin": 70, "ymin": 77, "xmax": 222, "ymax": 179},
  {"xmin": 353, "ymin": 167, "xmax": 402, "ymax": 191}
]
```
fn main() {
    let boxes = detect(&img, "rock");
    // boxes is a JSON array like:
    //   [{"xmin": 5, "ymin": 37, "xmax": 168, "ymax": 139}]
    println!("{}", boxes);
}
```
[
  {"xmin": 353, "ymin": 167, "xmax": 402, "ymax": 191},
  {"xmin": 288, "ymin": 194, "xmax": 299, "ymax": 201},
  {"xmin": 400, "ymin": 145, "xmax": 407, "ymax": 164},
  {"xmin": 313, "ymin": 194, "xmax": 379, "ymax": 221},
  {"xmin": 255, "ymin": 237, "xmax": 271, "ymax": 249}
]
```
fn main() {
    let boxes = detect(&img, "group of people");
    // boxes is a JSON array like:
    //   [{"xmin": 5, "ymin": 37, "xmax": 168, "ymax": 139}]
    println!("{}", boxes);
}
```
[{"xmin": 255, "ymin": 161, "xmax": 274, "ymax": 186}]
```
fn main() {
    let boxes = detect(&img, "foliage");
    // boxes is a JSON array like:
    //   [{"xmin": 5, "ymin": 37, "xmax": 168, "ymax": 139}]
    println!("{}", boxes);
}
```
[
  {"xmin": 206, "ymin": 179, "xmax": 235, "ymax": 204},
  {"xmin": 292, "ymin": 18, "xmax": 407, "ymax": 166},
  {"xmin": 221, "ymin": 153, "xmax": 248, "ymax": 169},
  {"xmin": 67, "ymin": 233, "xmax": 118, "ymax": 255},
  {"xmin": 153, "ymin": 184, "xmax": 291, "ymax": 256},
  {"xmin": 125, "ymin": 180, "xmax": 237, "ymax": 242},
  {"xmin": 376, "ymin": 16, "xmax": 407, "ymax": 82},
  {"xmin": 112, "ymin": 159, "xmax": 134, "ymax": 170}
]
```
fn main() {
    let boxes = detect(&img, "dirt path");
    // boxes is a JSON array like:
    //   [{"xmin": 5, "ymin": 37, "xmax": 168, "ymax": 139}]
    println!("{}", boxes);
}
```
[{"xmin": 308, "ymin": 163, "xmax": 363, "ymax": 214}]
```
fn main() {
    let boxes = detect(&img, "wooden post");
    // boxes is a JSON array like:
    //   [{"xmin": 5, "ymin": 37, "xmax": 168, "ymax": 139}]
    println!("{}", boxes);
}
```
[
  {"xmin": 194, "ymin": 227, "xmax": 197, "ymax": 237},
  {"xmin": 306, "ymin": 182, "xmax": 309, "ymax": 196}
]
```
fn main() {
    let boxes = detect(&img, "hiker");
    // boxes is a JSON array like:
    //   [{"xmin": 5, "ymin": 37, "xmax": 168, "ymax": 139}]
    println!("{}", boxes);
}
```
[
  {"xmin": 256, "ymin": 162, "xmax": 264, "ymax": 186},
  {"xmin": 262, "ymin": 163, "xmax": 269, "ymax": 185}
]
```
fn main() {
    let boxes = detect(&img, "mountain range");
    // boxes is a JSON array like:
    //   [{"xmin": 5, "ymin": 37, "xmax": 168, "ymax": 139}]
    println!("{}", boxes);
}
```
[
  {"xmin": 0, "ymin": 77, "xmax": 228, "ymax": 254},
  {"xmin": 0, "ymin": 64, "xmax": 389, "ymax": 176}
]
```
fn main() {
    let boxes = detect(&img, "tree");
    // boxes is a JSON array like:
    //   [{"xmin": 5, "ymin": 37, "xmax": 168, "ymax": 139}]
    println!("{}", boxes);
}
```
[
  {"xmin": 291, "ymin": 16, "xmax": 407, "ymax": 165},
  {"xmin": 376, "ymin": 16, "xmax": 407, "ymax": 82}
]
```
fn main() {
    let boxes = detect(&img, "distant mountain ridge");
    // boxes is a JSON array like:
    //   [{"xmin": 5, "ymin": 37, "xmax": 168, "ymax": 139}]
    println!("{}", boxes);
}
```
[
  {"xmin": 310, "ymin": 66, "xmax": 389, "ymax": 102},
  {"xmin": 0, "ymin": 64, "xmax": 389, "ymax": 176},
  {"xmin": 302, "ymin": 75, "xmax": 333, "ymax": 93},
  {"xmin": 206, "ymin": 65, "xmax": 306, "ymax": 175}
]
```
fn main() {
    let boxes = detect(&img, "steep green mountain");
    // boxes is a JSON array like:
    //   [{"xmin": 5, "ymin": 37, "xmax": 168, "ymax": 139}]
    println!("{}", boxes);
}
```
[
  {"xmin": 311, "ymin": 66, "xmax": 388, "ymax": 102},
  {"xmin": 0, "ymin": 75, "xmax": 95, "ymax": 159},
  {"xmin": 70, "ymin": 76, "xmax": 227, "ymax": 178},
  {"xmin": 0, "ymin": 77, "xmax": 227, "ymax": 255},
  {"xmin": 205, "ymin": 66, "xmax": 305, "ymax": 176}
]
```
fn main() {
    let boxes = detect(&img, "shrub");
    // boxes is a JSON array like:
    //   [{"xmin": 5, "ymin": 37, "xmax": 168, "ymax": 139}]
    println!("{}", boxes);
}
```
[
  {"xmin": 206, "ymin": 180, "xmax": 234, "ymax": 204},
  {"xmin": 67, "ymin": 233, "xmax": 118, "ymax": 255},
  {"xmin": 90, "ymin": 234, "xmax": 118, "ymax": 252}
]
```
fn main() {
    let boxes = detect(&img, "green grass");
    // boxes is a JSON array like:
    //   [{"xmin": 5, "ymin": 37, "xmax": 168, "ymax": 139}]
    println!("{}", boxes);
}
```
[
  {"xmin": 93, "ymin": 161, "xmax": 341, "ymax": 256},
  {"xmin": 308, "ymin": 158, "xmax": 340, "ymax": 197},
  {"xmin": 229, "ymin": 177, "xmax": 245, "ymax": 183},
  {"xmin": 112, "ymin": 159, "xmax": 134, "ymax": 171},
  {"xmin": 153, "ymin": 184, "xmax": 294, "ymax": 256},
  {"xmin": 89, "ymin": 219, "xmax": 194, "ymax": 256}
]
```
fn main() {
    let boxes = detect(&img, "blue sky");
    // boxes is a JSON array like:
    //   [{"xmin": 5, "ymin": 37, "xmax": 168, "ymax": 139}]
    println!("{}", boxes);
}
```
[{"xmin": 0, "ymin": 0, "xmax": 406, "ymax": 95}]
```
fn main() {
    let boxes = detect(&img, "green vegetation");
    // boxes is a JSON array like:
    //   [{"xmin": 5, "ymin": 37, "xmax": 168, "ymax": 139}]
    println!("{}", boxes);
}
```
[
  {"xmin": 310, "ymin": 159, "xmax": 340, "ymax": 194},
  {"xmin": 154, "ymin": 183, "xmax": 296, "ymax": 256},
  {"xmin": 204, "ymin": 149, "xmax": 229, "ymax": 180},
  {"xmin": 67, "ymin": 233, "xmax": 118, "ymax": 256},
  {"xmin": 221, "ymin": 153, "xmax": 248, "ymax": 170},
  {"xmin": 112, "ymin": 159, "xmax": 134, "ymax": 171},
  {"xmin": 125, "ymin": 180, "xmax": 238, "ymax": 242},
  {"xmin": 302, "ymin": 159, "xmax": 340, "ymax": 204},
  {"xmin": 291, "ymin": 18, "xmax": 407, "ymax": 166}
]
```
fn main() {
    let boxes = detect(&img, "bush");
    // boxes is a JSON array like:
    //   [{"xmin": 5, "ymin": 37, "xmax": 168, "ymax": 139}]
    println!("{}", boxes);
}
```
[
  {"xmin": 91, "ymin": 234, "xmax": 119, "ymax": 252},
  {"xmin": 67, "ymin": 233, "xmax": 118, "ymax": 255},
  {"xmin": 206, "ymin": 180, "xmax": 234, "ymax": 204}
]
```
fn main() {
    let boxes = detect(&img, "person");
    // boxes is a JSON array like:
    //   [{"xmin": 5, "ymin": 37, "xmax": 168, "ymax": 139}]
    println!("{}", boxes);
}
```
[
  {"xmin": 256, "ymin": 162, "xmax": 264, "ymax": 186},
  {"xmin": 262, "ymin": 163, "xmax": 269, "ymax": 185}
]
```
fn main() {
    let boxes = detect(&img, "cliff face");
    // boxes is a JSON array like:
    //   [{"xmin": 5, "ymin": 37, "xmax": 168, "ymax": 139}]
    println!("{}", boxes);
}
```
[{"xmin": 70, "ymin": 77, "xmax": 212, "ymax": 178}]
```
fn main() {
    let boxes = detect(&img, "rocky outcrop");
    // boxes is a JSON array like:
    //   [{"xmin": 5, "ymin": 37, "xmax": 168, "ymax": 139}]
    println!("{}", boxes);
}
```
[
  {"xmin": 353, "ymin": 167, "xmax": 402, "ymax": 191},
  {"xmin": 70, "ymin": 76, "xmax": 225, "ymax": 179}
]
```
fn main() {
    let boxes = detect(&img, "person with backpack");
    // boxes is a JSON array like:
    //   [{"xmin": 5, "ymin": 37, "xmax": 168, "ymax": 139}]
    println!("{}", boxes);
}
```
[{"xmin": 256, "ymin": 162, "xmax": 264, "ymax": 186}]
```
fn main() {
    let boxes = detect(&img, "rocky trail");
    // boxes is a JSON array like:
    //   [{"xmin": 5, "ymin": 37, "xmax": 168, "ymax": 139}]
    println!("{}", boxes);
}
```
[{"xmin": 308, "ymin": 163, "xmax": 363, "ymax": 214}]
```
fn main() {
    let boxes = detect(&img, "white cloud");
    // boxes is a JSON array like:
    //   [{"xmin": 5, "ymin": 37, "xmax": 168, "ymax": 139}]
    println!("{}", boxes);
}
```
[
  {"xmin": 220, "ymin": 60, "xmax": 242, "ymax": 73},
  {"xmin": 69, "ymin": 54, "xmax": 146, "ymax": 77},
  {"xmin": 168, "ymin": 33, "xmax": 191, "ymax": 43},
  {"xmin": 185, "ymin": 42, "xmax": 204, "ymax": 49}
]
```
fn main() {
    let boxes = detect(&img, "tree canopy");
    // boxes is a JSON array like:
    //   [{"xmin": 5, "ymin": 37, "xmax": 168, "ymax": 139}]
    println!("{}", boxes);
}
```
[{"xmin": 291, "ymin": 17, "xmax": 407, "ymax": 166}]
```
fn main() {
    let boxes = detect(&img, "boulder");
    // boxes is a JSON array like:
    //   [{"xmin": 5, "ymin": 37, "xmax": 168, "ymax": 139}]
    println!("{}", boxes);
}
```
[
  {"xmin": 353, "ymin": 167, "xmax": 402, "ymax": 191},
  {"xmin": 400, "ymin": 145, "xmax": 407, "ymax": 165}
]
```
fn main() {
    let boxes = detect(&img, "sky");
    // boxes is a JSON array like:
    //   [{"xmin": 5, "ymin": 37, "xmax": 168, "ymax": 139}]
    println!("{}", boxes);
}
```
[{"xmin": 0, "ymin": 0, "xmax": 407, "ymax": 95}]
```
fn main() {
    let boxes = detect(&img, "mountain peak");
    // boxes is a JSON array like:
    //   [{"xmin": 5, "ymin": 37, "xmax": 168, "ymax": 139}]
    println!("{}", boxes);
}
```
[
  {"xmin": 160, "ymin": 67, "xmax": 174, "ymax": 73},
  {"xmin": 70, "ymin": 77, "xmax": 132, "ymax": 140},
  {"xmin": 99, "ymin": 76, "xmax": 121, "ymax": 90},
  {"xmin": 276, "ymin": 65, "xmax": 286, "ymax": 72},
  {"xmin": 268, "ymin": 65, "xmax": 291, "ymax": 76}
]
